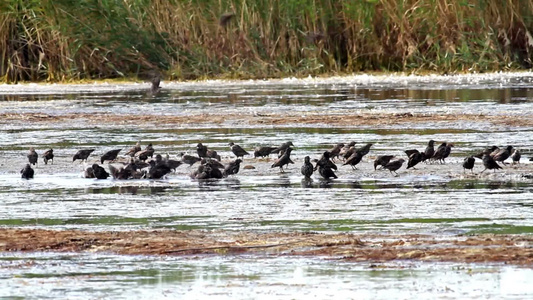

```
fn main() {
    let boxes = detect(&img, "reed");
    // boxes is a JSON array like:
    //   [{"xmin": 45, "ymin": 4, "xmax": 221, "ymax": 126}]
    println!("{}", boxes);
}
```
[{"xmin": 1, "ymin": 0, "xmax": 532, "ymax": 82}]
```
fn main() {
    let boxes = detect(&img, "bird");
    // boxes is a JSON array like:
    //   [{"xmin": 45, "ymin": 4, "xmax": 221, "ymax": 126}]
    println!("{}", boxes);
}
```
[
  {"xmin": 463, "ymin": 156, "xmax": 475, "ymax": 173},
  {"xmin": 219, "ymin": 12, "xmax": 235, "ymax": 27},
  {"xmin": 200, "ymin": 157, "xmax": 224, "ymax": 169},
  {"xmin": 100, "ymin": 149, "xmax": 121, "ymax": 164},
  {"xmin": 314, "ymin": 151, "xmax": 338, "ymax": 171},
  {"xmin": 318, "ymin": 165, "xmax": 337, "ymax": 179},
  {"xmin": 43, "ymin": 149, "xmax": 54, "ymax": 165},
  {"xmin": 492, "ymin": 145, "xmax": 513, "ymax": 165},
  {"xmin": 164, "ymin": 154, "xmax": 183, "ymax": 171},
  {"xmin": 223, "ymin": 159, "xmax": 242, "ymax": 177},
  {"xmin": 108, "ymin": 164, "xmax": 137, "ymax": 180},
  {"xmin": 272, "ymin": 141, "xmax": 294, "ymax": 157},
  {"xmin": 481, "ymin": 151, "xmax": 502, "ymax": 173},
  {"xmin": 328, "ymin": 143, "xmax": 345, "ymax": 161},
  {"xmin": 301, "ymin": 156, "xmax": 314, "ymax": 179},
  {"xmin": 91, "ymin": 164, "xmax": 110, "ymax": 179},
  {"xmin": 254, "ymin": 146, "xmax": 276, "ymax": 158},
  {"xmin": 383, "ymin": 159, "xmax": 405, "ymax": 176},
  {"xmin": 340, "ymin": 141, "xmax": 356, "ymax": 160},
  {"xmin": 147, "ymin": 160, "xmax": 172, "ymax": 179},
  {"xmin": 73, "ymin": 149, "xmax": 95, "ymax": 163},
  {"xmin": 149, "ymin": 72, "xmax": 161, "ymax": 95},
  {"xmin": 271, "ymin": 147, "xmax": 294, "ymax": 172},
  {"xmin": 125, "ymin": 142, "xmax": 142, "ymax": 157},
  {"xmin": 356, "ymin": 143, "xmax": 373, "ymax": 157},
  {"xmin": 136, "ymin": 144, "xmax": 155, "ymax": 161},
  {"xmin": 84, "ymin": 166, "xmax": 95, "ymax": 178},
  {"xmin": 423, "ymin": 140, "xmax": 435, "ymax": 162},
  {"xmin": 180, "ymin": 153, "xmax": 201, "ymax": 166},
  {"xmin": 431, "ymin": 142, "xmax": 448, "ymax": 163},
  {"xmin": 511, "ymin": 149, "xmax": 521, "ymax": 164},
  {"xmin": 205, "ymin": 149, "xmax": 221, "ymax": 161},
  {"xmin": 229, "ymin": 142, "xmax": 249, "ymax": 159},
  {"xmin": 196, "ymin": 143, "xmax": 208, "ymax": 158},
  {"xmin": 27, "ymin": 147, "xmax": 38, "ymax": 165},
  {"xmin": 342, "ymin": 146, "xmax": 357, "ymax": 161},
  {"xmin": 344, "ymin": 151, "xmax": 363, "ymax": 170},
  {"xmin": 374, "ymin": 155, "xmax": 394, "ymax": 170},
  {"xmin": 474, "ymin": 146, "xmax": 499, "ymax": 159},
  {"xmin": 21, "ymin": 164, "xmax": 34, "ymax": 179},
  {"xmin": 405, "ymin": 150, "xmax": 425, "ymax": 169}
]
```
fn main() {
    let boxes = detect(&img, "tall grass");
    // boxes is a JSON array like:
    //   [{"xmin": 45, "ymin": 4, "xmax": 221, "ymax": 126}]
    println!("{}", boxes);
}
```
[{"xmin": 1, "ymin": 0, "xmax": 532, "ymax": 82}]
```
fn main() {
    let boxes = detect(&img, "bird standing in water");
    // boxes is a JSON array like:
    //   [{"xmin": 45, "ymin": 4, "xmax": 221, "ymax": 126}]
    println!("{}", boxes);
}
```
[
  {"xmin": 229, "ymin": 142, "xmax": 249, "ymax": 159},
  {"xmin": 301, "ymin": 156, "xmax": 314, "ymax": 179},
  {"xmin": 21, "ymin": 164, "xmax": 34, "ymax": 179},
  {"xmin": 27, "ymin": 147, "xmax": 38, "ymax": 165},
  {"xmin": 271, "ymin": 147, "xmax": 294, "ymax": 172},
  {"xmin": 43, "ymin": 149, "xmax": 54, "ymax": 165},
  {"xmin": 462, "ymin": 156, "xmax": 475, "ymax": 173}
]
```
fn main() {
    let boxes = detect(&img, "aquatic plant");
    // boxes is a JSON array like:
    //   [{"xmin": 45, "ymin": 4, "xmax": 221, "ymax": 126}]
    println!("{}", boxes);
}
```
[{"xmin": 1, "ymin": 0, "xmax": 532, "ymax": 82}]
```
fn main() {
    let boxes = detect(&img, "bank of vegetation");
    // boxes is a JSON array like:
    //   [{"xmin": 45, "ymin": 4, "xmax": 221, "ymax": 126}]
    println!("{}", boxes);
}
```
[{"xmin": 1, "ymin": 0, "xmax": 532, "ymax": 82}]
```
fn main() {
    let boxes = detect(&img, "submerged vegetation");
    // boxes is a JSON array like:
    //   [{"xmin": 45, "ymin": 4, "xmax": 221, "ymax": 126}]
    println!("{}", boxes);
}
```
[{"xmin": 1, "ymin": 0, "xmax": 533, "ymax": 82}]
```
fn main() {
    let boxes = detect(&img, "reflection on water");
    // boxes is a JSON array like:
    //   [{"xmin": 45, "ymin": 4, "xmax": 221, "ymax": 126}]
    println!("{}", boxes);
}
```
[{"xmin": 1, "ymin": 253, "xmax": 532, "ymax": 299}]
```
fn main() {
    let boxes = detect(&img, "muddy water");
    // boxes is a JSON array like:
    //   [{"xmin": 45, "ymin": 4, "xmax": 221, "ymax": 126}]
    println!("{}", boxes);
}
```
[{"xmin": 1, "ymin": 73, "xmax": 533, "ymax": 298}]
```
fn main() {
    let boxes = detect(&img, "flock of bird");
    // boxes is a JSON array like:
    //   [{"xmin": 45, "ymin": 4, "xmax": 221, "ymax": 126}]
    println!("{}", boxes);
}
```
[{"xmin": 19, "ymin": 139, "xmax": 527, "ymax": 181}]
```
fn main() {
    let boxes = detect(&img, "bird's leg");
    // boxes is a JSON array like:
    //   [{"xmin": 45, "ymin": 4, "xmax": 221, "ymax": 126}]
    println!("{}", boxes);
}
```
[{"xmin": 480, "ymin": 168, "xmax": 487, "ymax": 173}]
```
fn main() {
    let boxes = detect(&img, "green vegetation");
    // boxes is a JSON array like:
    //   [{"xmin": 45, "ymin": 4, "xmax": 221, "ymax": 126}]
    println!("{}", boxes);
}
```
[{"xmin": 1, "ymin": 0, "xmax": 532, "ymax": 82}]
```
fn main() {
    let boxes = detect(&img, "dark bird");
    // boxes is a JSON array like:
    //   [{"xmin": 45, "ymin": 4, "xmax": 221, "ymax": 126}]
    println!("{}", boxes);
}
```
[
  {"xmin": 206, "ymin": 149, "xmax": 221, "ymax": 161},
  {"xmin": 91, "ymin": 164, "xmax": 110, "ymax": 179},
  {"xmin": 150, "ymin": 72, "xmax": 161, "ymax": 95},
  {"xmin": 423, "ymin": 140, "xmax": 435, "ymax": 162},
  {"xmin": 73, "ymin": 149, "xmax": 95, "ymax": 163},
  {"xmin": 511, "ymin": 149, "xmax": 521, "ymax": 164},
  {"xmin": 254, "ymin": 146, "xmax": 276, "ymax": 158},
  {"xmin": 200, "ymin": 157, "xmax": 224, "ymax": 169},
  {"xmin": 474, "ymin": 146, "xmax": 499, "ymax": 159},
  {"xmin": 481, "ymin": 151, "xmax": 502, "ymax": 173},
  {"xmin": 328, "ymin": 143, "xmax": 345, "ymax": 161},
  {"xmin": 148, "ymin": 160, "xmax": 172, "ymax": 179},
  {"xmin": 383, "ymin": 159, "xmax": 405, "ymax": 176},
  {"xmin": 219, "ymin": 12, "xmax": 235, "ymax": 27},
  {"xmin": 271, "ymin": 147, "xmax": 294, "ymax": 172},
  {"xmin": 463, "ymin": 156, "xmax": 475, "ymax": 173},
  {"xmin": 180, "ymin": 153, "xmax": 201, "ymax": 166},
  {"xmin": 164, "ymin": 154, "xmax": 183, "ymax": 171},
  {"xmin": 272, "ymin": 141, "xmax": 294, "ymax": 157},
  {"xmin": 314, "ymin": 151, "xmax": 338, "ymax": 171},
  {"xmin": 136, "ymin": 143, "xmax": 155, "ymax": 161},
  {"xmin": 301, "ymin": 156, "xmax": 314, "ymax": 179},
  {"xmin": 27, "ymin": 147, "xmax": 38, "ymax": 165},
  {"xmin": 374, "ymin": 155, "xmax": 394, "ymax": 170},
  {"xmin": 342, "ymin": 146, "xmax": 357, "ymax": 161},
  {"xmin": 101, "ymin": 149, "xmax": 121, "ymax": 164},
  {"xmin": 84, "ymin": 166, "xmax": 95, "ymax": 178},
  {"xmin": 492, "ymin": 145, "xmax": 513, "ymax": 165},
  {"xmin": 344, "ymin": 151, "xmax": 363, "ymax": 170},
  {"xmin": 356, "ymin": 143, "xmax": 373, "ymax": 157},
  {"xmin": 223, "ymin": 159, "xmax": 242, "ymax": 177},
  {"xmin": 405, "ymin": 150, "xmax": 425, "ymax": 169},
  {"xmin": 125, "ymin": 142, "xmax": 142, "ymax": 157},
  {"xmin": 229, "ymin": 142, "xmax": 249, "ymax": 159},
  {"xmin": 43, "ymin": 149, "xmax": 54, "ymax": 165},
  {"xmin": 196, "ymin": 143, "xmax": 208, "ymax": 158},
  {"xmin": 108, "ymin": 164, "xmax": 134, "ymax": 180},
  {"xmin": 431, "ymin": 142, "xmax": 448, "ymax": 163},
  {"xmin": 318, "ymin": 165, "xmax": 337, "ymax": 179},
  {"xmin": 340, "ymin": 141, "xmax": 356, "ymax": 160},
  {"xmin": 21, "ymin": 164, "xmax": 34, "ymax": 179}
]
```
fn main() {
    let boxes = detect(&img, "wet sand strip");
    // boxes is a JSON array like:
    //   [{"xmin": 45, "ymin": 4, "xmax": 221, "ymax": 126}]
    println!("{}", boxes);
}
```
[
  {"xmin": 1, "ymin": 229, "xmax": 532, "ymax": 265},
  {"xmin": 1, "ymin": 112, "xmax": 533, "ymax": 127}
]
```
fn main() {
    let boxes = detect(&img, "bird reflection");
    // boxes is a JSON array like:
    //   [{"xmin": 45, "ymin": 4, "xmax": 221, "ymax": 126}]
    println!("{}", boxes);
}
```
[{"xmin": 301, "ymin": 177, "xmax": 314, "ymax": 188}]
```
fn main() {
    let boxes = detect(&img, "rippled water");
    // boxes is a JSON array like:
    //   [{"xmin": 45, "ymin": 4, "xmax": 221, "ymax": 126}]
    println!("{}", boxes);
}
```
[{"xmin": 1, "ymin": 73, "xmax": 533, "ymax": 298}]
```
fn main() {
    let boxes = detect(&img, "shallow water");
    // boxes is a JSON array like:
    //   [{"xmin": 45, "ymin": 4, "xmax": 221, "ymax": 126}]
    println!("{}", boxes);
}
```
[{"xmin": 1, "ymin": 73, "xmax": 533, "ymax": 298}]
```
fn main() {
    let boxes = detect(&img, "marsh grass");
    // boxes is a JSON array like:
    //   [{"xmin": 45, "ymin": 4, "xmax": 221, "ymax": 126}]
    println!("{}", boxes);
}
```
[{"xmin": 1, "ymin": 0, "xmax": 532, "ymax": 82}]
